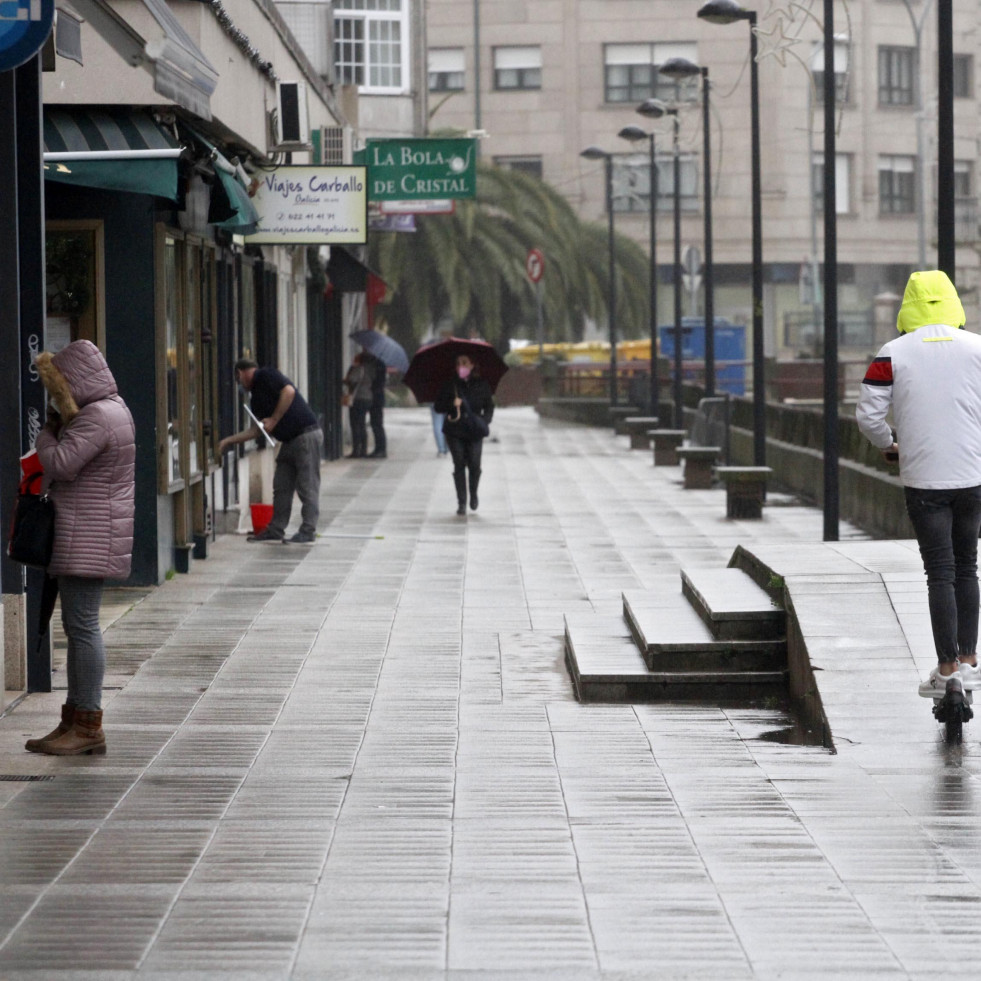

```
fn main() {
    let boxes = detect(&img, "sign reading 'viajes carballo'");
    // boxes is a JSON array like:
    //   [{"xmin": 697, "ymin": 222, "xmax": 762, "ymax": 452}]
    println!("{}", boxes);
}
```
[
  {"xmin": 0, "ymin": 0, "xmax": 55, "ymax": 71},
  {"xmin": 244, "ymin": 165, "xmax": 368, "ymax": 245},
  {"xmin": 366, "ymin": 138, "xmax": 476, "ymax": 202}
]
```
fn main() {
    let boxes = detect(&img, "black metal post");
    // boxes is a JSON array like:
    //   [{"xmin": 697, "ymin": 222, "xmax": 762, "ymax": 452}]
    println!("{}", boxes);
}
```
[
  {"xmin": 0, "ymin": 70, "xmax": 25, "ymax": 620},
  {"xmin": 649, "ymin": 133, "xmax": 659, "ymax": 417},
  {"xmin": 748, "ymin": 13, "xmax": 765, "ymax": 465},
  {"xmin": 937, "ymin": 0, "xmax": 955, "ymax": 279},
  {"xmin": 702, "ymin": 67, "xmax": 715, "ymax": 398},
  {"xmin": 672, "ymin": 116, "xmax": 683, "ymax": 429},
  {"xmin": 605, "ymin": 154, "xmax": 618, "ymax": 406},
  {"xmin": 16, "ymin": 55, "xmax": 50, "ymax": 687},
  {"xmin": 822, "ymin": 0, "xmax": 840, "ymax": 542},
  {"xmin": 473, "ymin": 0, "xmax": 482, "ymax": 156}
]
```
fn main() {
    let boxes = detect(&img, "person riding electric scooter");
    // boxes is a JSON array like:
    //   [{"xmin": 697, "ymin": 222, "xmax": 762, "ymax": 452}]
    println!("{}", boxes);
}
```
[{"xmin": 856, "ymin": 270, "xmax": 981, "ymax": 742}]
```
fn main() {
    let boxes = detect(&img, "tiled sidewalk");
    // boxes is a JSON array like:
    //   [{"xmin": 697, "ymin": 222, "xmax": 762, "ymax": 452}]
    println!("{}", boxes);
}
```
[{"xmin": 1, "ymin": 406, "xmax": 978, "ymax": 979}]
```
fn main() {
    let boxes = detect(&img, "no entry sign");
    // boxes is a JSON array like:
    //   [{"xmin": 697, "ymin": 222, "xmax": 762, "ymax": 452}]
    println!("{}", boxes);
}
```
[
  {"xmin": 526, "ymin": 248, "xmax": 544, "ymax": 283},
  {"xmin": 0, "ymin": 0, "xmax": 54, "ymax": 72}
]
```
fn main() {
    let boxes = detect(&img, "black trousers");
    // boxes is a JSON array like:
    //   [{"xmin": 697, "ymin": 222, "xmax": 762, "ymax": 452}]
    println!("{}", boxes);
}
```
[{"xmin": 447, "ymin": 436, "xmax": 482, "ymax": 501}]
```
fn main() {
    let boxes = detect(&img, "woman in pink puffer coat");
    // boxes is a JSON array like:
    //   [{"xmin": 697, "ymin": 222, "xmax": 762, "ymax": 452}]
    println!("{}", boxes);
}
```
[{"xmin": 26, "ymin": 339, "xmax": 135, "ymax": 757}]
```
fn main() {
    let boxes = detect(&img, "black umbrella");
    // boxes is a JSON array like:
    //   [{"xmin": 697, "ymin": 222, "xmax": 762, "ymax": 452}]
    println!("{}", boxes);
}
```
[
  {"xmin": 403, "ymin": 337, "xmax": 509, "ymax": 404},
  {"xmin": 350, "ymin": 330, "xmax": 409, "ymax": 373}
]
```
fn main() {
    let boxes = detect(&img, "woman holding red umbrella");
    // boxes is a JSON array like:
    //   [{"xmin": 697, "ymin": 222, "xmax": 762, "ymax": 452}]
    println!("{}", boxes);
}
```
[{"xmin": 434, "ymin": 354, "xmax": 495, "ymax": 515}]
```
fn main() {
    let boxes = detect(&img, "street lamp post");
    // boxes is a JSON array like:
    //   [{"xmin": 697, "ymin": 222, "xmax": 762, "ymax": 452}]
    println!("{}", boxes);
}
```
[
  {"xmin": 619, "ymin": 107, "xmax": 664, "ymax": 419},
  {"xmin": 580, "ymin": 146, "xmax": 618, "ymax": 406},
  {"xmin": 698, "ymin": 0, "xmax": 765, "ymax": 465},
  {"xmin": 937, "ymin": 0, "xmax": 955, "ymax": 277},
  {"xmin": 660, "ymin": 57, "xmax": 715, "ymax": 398}
]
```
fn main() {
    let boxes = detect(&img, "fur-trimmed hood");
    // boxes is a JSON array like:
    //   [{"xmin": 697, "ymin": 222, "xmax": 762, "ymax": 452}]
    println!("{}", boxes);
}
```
[{"xmin": 36, "ymin": 339, "xmax": 118, "ymax": 424}]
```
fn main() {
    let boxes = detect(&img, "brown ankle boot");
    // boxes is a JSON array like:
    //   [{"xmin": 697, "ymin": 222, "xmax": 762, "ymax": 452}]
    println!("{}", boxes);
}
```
[
  {"xmin": 25, "ymin": 703, "xmax": 75, "ymax": 753},
  {"xmin": 40, "ymin": 709, "xmax": 106, "ymax": 756}
]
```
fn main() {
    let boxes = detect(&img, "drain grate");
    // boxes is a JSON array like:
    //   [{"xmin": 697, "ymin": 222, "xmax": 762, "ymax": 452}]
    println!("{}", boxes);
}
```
[{"xmin": 0, "ymin": 775, "xmax": 55, "ymax": 782}]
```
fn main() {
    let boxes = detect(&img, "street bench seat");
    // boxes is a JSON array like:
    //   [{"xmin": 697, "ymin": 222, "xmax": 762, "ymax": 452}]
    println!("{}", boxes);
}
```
[
  {"xmin": 715, "ymin": 466, "xmax": 773, "ymax": 519},
  {"xmin": 609, "ymin": 406, "xmax": 640, "ymax": 435},
  {"xmin": 649, "ymin": 429, "xmax": 687, "ymax": 466},
  {"xmin": 624, "ymin": 416, "xmax": 660, "ymax": 449},
  {"xmin": 676, "ymin": 446, "xmax": 721, "ymax": 489}
]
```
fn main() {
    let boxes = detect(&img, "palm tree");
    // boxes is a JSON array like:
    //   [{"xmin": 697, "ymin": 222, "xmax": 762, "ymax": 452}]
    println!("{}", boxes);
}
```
[{"xmin": 368, "ymin": 162, "xmax": 649, "ymax": 352}]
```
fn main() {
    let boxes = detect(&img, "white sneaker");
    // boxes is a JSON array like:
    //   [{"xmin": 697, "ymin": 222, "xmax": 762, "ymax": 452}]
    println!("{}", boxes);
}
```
[
  {"xmin": 920, "ymin": 667, "xmax": 966, "ymax": 700},
  {"xmin": 959, "ymin": 661, "xmax": 981, "ymax": 690}
]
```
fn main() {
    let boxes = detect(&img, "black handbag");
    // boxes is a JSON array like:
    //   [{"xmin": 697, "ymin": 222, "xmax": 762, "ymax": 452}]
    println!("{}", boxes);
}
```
[
  {"xmin": 8, "ymin": 471, "xmax": 55, "ymax": 569},
  {"xmin": 446, "ymin": 394, "xmax": 489, "ymax": 441}
]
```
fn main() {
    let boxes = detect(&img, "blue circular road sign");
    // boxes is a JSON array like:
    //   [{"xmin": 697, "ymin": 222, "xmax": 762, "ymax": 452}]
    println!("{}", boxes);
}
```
[{"xmin": 0, "ymin": 0, "xmax": 55, "ymax": 72}]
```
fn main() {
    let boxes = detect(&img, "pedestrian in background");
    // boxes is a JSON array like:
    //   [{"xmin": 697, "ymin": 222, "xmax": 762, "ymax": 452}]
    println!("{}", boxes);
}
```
[
  {"xmin": 367, "ymin": 352, "xmax": 388, "ymax": 458},
  {"xmin": 430, "ymin": 404, "xmax": 449, "ymax": 456},
  {"xmin": 856, "ymin": 269, "xmax": 981, "ymax": 699},
  {"xmin": 219, "ymin": 359, "xmax": 322, "ymax": 544},
  {"xmin": 343, "ymin": 353, "xmax": 374, "ymax": 458},
  {"xmin": 434, "ymin": 354, "xmax": 494, "ymax": 515},
  {"xmin": 26, "ymin": 340, "xmax": 136, "ymax": 757}
]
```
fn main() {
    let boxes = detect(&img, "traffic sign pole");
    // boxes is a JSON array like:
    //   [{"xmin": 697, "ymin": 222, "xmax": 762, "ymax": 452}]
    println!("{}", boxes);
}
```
[{"xmin": 526, "ymin": 249, "xmax": 545, "ymax": 359}]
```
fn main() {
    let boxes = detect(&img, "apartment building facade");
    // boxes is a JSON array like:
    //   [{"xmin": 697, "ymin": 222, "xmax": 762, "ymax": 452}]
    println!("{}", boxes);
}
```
[{"xmin": 425, "ymin": 0, "xmax": 981, "ymax": 359}]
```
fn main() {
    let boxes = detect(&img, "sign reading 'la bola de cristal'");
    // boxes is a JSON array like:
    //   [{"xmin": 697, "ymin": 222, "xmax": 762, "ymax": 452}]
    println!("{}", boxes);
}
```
[{"xmin": 366, "ymin": 138, "xmax": 476, "ymax": 202}]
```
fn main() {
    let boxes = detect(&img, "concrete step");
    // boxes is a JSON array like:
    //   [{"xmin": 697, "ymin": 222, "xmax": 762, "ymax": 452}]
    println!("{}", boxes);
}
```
[
  {"xmin": 622, "ymin": 590, "xmax": 787, "ymax": 672},
  {"xmin": 680, "ymin": 567, "xmax": 786, "ymax": 641},
  {"xmin": 564, "ymin": 614, "xmax": 787, "ymax": 705}
]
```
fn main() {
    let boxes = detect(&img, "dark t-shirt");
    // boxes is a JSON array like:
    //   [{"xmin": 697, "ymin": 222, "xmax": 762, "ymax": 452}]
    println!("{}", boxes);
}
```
[{"xmin": 250, "ymin": 367, "xmax": 318, "ymax": 442}]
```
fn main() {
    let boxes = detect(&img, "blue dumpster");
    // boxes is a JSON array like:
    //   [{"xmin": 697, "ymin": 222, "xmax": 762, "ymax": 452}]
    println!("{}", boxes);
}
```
[{"xmin": 658, "ymin": 317, "xmax": 745, "ymax": 396}]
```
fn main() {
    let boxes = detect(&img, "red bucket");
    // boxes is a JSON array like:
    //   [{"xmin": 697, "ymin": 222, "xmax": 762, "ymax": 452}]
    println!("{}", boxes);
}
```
[{"xmin": 250, "ymin": 503, "xmax": 274, "ymax": 534}]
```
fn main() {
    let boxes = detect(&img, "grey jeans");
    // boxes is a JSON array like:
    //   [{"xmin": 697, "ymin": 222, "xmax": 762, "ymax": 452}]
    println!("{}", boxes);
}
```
[
  {"xmin": 59, "ymin": 575, "xmax": 106, "ymax": 712},
  {"xmin": 269, "ymin": 427, "xmax": 322, "ymax": 537}
]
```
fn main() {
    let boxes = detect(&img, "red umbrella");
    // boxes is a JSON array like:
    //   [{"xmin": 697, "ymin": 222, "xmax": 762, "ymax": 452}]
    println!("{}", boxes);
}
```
[{"xmin": 403, "ymin": 337, "xmax": 509, "ymax": 404}]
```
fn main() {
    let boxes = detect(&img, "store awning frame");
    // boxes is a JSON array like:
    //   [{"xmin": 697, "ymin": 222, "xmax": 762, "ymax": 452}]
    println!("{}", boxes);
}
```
[
  {"xmin": 43, "ymin": 108, "xmax": 183, "ymax": 200},
  {"xmin": 181, "ymin": 126, "xmax": 260, "ymax": 234},
  {"xmin": 67, "ymin": 0, "xmax": 218, "ymax": 119}
]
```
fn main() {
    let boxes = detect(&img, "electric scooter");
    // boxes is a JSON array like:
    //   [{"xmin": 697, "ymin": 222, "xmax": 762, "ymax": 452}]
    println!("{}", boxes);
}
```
[{"xmin": 929, "ymin": 674, "xmax": 973, "ymax": 745}]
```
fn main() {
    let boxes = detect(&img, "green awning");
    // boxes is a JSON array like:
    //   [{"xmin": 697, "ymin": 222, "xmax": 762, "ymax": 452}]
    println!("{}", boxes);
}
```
[
  {"xmin": 43, "ymin": 108, "xmax": 181, "ymax": 200},
  {"xmin": 213, "ymin": 164, "xmax": 260, "ymax": 235},
  {"xmin": 181, "ymin": 125, "xmax": 260, "ymax": 234}
]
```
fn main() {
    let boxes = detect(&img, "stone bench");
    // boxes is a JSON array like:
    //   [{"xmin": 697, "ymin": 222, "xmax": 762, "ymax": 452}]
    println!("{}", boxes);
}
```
[
  {"xmin": 624, "ymin": 416, "xmax": 660, "ymax": 450},
  {"xmin": 649, "ymin": 429, "xmax": 687, "ymax": 466},
  {"xmin": 716, "ymin": 466, "xmax": 773, "ymax": 519},
  {"xmin": 609, "ymin": 406, "xmax": 640, "ymax": 436},
  {"xmin": 676, "ymin": 446, "xmax": 721, "ymax": 489}
]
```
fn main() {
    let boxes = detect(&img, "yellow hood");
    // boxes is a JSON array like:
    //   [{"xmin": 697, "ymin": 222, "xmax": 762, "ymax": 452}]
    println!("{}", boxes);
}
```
[{"xmin": 897, "ymin": 269, "xmax": 966, "ymax": 333}]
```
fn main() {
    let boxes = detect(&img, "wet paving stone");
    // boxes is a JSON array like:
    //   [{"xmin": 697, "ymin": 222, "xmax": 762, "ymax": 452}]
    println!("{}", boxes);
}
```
[{"xmin": 5, "ymin": 408, "xmax": 981, "ymax": 979}]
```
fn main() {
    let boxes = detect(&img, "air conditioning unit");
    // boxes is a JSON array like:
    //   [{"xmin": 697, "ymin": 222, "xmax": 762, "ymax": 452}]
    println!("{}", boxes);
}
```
[
  {"xmin": 273, "ymin": 81, "xmax": 311, "ymax": 150},
  {"xmin": 319, "ymin": 125, "xmax": 354, "ymax": 165}
]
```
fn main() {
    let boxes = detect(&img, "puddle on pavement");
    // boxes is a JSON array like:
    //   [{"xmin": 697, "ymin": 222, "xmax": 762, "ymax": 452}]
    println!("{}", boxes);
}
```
[{"xmin": 758, "ymin": 716, "xmax": 828, "ymax": 748}]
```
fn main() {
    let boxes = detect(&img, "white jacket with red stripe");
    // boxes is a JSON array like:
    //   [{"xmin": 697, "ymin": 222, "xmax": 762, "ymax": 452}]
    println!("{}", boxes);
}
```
[{"xmin": 856, "ymin": 323, "xmax": 981, "ymax": 489}]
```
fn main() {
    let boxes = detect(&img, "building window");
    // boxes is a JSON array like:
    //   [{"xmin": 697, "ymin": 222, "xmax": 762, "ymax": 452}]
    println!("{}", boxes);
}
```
[
  {"xmin": 429, "ymin": 48, "xmax": 464, "ymax": 91},
  {"xmin": 879, "ymin": 155, "xmax": 916, "ymax": 214},
  {"xmin": 493, "ymin": 156, "xmax": 544, "ymax": 178},
  {"xmin": 611, "ymin": 154, "xmax": 698, "ymax": 214},
  {"xmin": 955, "ymin": 160, "xmax": 972, "ymax": 199},
  {"xmin": 812, "ymin": 153, "xmax": 851, "ymax": 213},
  {"xmin": 954, "ymin": 54, "xmax": 973, "ymax": 98},
  {"xmin": 604, "ymin": 43, "xmax": 698, "ymax": 104},
  {"xmin": 334, "ymin": 0, "xmax": 408, "ymax": 94},
  {"xmin": 879, "ymin": 46, "xmax": 915, "ymax": 106},
  {"xmin": 493, "ymin": 46, "xmax": 541, "ymax": 90},
  {"xmin": 276, "ymin": 1, "xmax": 334, "ymax": 78},
  {"xmin": 811, "ymin": 39, "xmax": 850, "ymax": 104}
]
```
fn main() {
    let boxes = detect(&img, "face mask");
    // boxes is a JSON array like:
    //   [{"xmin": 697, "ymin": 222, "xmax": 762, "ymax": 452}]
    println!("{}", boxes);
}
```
[{"xmin": 457, "ymin": 366, "xmax": 471, "ymax": 380}]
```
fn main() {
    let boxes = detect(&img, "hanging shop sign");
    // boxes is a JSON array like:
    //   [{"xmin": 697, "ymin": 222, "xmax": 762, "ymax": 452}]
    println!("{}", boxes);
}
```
[
  {"xmin": 0, "ymin": 0, "xmax": 55, "ymax": 72},
  {"xmin": 243, "ymin": 165, "xmax": 367, "ymax": 245},
  {"xmin": 365, "ymin": 138, "xmax": 476, "ymax": 202}
]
